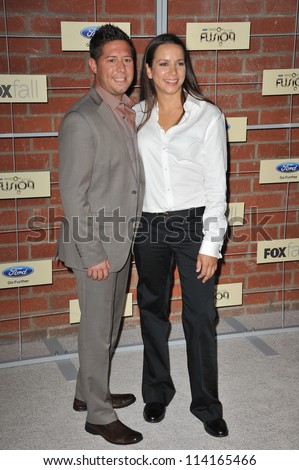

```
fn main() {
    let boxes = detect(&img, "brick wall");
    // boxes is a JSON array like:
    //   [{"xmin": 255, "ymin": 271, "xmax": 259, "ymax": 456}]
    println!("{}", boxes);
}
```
[{"xmin": 0, "ymin": 0, "xmax": 298, "ymax": 345}]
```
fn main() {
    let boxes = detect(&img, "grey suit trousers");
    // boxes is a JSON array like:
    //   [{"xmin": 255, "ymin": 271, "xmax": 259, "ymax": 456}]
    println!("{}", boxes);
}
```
[{"xmin": 73, "ymin": 255, "xmax": 131, "ymax": 425}]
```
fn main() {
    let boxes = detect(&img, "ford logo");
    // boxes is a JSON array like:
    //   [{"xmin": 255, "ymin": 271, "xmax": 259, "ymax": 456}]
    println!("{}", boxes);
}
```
[
  {"xmin": 80, "ymin": 27, "xmax": 99, "ymax": 39},
  {"xmin": 276, "ymin": 162, "xmax": 299, "ymax": 173},
  {"xmin": 2, "ymin": 266, "xmax": 34, "ymax": 277}
]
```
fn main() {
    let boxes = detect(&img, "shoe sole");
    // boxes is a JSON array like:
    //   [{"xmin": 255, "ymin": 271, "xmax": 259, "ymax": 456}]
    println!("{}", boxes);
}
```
[
  {"xmin": 203, "ymin": 425, "xmax": 229, "ymax": 438},
  {"xmin": 143, "ymin": 411, "xmax": 165, "ymax": 423},
  {"xmin": 73, "ymin": 405, "xmax": 87, "ymax": 412}
]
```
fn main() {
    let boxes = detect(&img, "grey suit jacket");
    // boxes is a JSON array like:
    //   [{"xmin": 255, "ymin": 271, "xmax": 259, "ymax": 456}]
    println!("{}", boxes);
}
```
[{"xmin": 57, "ymin": 87, "xmax": 145, "ymax": 272}]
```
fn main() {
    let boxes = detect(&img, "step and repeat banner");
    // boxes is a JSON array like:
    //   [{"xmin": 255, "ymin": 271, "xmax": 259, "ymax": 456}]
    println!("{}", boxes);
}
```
[{"xmin": 1, "ymin": 16, "xmax": 298, "ymax": 332}]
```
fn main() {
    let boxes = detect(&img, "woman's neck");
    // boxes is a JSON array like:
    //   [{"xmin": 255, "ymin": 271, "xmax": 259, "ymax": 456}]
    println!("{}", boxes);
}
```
[
  {"xmin": 156, "ymin": 93, "xmax": 185, "ymax": 131},
  {"xmin": 157, "ymin": 92, "xmax": 183, "ymax": 115}
]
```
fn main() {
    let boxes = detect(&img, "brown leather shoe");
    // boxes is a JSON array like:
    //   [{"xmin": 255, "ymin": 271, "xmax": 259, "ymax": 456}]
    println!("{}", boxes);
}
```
[
  {"xmin": 73, "ymin": 393, "xmax": 136, "ymax": 412},
  {"xmin": 85, "ymin": 419, "xmax": 143, "ymax": 445}
]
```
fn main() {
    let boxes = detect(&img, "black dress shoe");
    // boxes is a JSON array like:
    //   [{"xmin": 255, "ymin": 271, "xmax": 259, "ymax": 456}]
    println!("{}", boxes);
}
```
[
  {"xmin": 85, "ymin": 419, "xmax": 143, "ymax": 445},
  {"xmin": 73, "ymin": 393, "xmax": 136, "ymax": 412},
  {"xmin": 143, "ymin": 403, "xmax": 166, "ymax": 423},
  {"xmin": 203, "ymin": 418, "xmax": 229, "ymax": 437}
]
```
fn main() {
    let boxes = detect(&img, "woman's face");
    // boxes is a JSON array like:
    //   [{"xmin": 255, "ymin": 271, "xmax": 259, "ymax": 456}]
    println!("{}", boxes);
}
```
[{"xmin": 146, "ymin": 43, "xmax": 186, "ymax": 98}]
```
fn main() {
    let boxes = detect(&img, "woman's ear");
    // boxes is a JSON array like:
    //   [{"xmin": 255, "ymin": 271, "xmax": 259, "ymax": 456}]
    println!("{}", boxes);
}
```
[{"xmin": 145, "ymin": 64, "xmax": 152, "ymax": 79}]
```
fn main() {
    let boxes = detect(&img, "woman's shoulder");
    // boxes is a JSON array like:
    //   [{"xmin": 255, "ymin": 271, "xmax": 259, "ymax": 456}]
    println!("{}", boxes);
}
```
[{"xmin": 187, "ymin": 94, "xmax": 222, "ymax": 118}]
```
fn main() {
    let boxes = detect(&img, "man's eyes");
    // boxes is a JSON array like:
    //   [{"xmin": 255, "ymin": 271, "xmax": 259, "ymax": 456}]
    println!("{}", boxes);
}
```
[{"xmin": 107, "ymin": 58, "xmax": 132, "ymax": 63}]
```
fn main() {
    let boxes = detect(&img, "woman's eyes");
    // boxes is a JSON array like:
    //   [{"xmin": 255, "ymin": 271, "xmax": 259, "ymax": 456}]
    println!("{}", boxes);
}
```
[{"xmin": 158, "ymin": 61, "xmax": 185, "ymax": 67}]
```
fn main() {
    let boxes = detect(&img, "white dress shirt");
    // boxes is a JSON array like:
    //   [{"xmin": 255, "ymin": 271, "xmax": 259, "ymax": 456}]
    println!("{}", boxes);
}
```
[{"xmin": 133, "ymin": 94, "xmax": 227, "ymax": 258}]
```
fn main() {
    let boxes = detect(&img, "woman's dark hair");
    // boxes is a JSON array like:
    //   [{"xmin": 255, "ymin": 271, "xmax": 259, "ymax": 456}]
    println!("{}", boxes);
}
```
[
  {"xmin": 138, "ymin": 33, "xmax": 205, "ymax": 130},
  {"xmin": 89, "ymin": 23, "xmax": 136, "ymax": 63}
]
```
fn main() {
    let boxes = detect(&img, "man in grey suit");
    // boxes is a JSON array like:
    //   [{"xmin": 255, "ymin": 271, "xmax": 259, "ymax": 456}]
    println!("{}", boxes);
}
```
[{"xmin": 57, "ymin": 24, "xmax": 144, "ymax": 445}]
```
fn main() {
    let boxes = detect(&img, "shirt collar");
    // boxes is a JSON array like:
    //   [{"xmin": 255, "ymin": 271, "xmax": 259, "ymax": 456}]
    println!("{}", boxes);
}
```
[{"xmin": 94, "ymin": 84, "xmax": 133, "ymax": 110}]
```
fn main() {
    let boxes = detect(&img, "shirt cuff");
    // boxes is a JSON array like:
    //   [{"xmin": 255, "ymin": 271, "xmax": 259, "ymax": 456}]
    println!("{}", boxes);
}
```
[{"xmin": 199, "ymin": 240, "xmax": 223, "ymax": 259}]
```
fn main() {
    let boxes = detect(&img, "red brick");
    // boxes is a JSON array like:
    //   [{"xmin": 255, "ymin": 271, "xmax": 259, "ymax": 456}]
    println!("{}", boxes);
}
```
[
  {"xmin": 260, "ymin": 108, "xmax": 291, "ymax": 124},
  {"xmin": 106, "ymin": 0, "xmax": 154, "ymax": 15},
  {"xmin": 0, "ymin": 298, "xmax": 19, "ymax": 315},
  {"xmin": 229, "ymin": 177, "xmax": 251, "ymax": 194},
  {"xmin": 220, "ymin": 0, "xmax": 263, "ymax": 15},
  {"xmin": 29, "ymin": 56, "xmax": 85, "ymax": 75},
  {"xmin": 31, "ymin": 313, "xmax": 69, "ymax": 328},
  {"xmin": 46, "ymin": 0, "xmax": 94, "ymax": 14},
  {"xmin": 242, "ymin": 92, "xmax": 289, "ymax": 109},
  {"xmin": 0, "ymin": 155, "xmax": 14, "ymax": 171},
  {"xmin": 246, "ymin": 55, "xmax": 293, "ymax": 75},
  {"xmin": 243, "ymin": 193, "xmax": 286, "ymax": 211},
  {"xmin": 8, "ymin": 37, "xmax": 47, "ymax": 55},
  {"xmin": 5, "ymin": 0, "xmax": 44, "ymax": 12},
  {"xmin": 248, "ymin": 129, "xmax": 288, "ymax": 143},
  {"xmin": 256, "ymin": 142, "xmax": 290, "ymax": 159},
  {"xmin": 251, "ymin": 17, "xmax": 296, "ymax": 35},
  {"xmin": 218, "ymin": 56, "xmax": 243, "ymax": 74},
  {"xmin": 218, "ymin": 260, "xmax": 232, "ymax": 277},
  {"xmin": 243, "ymin": 291, "xmax": 280, "ymax": 306},
  {"xmin": 15, "ymin": 153, "xmax": 50, "ymax": 171},
  {"xmin": 230, "ymin": 144, "xmax": 255, "ymax": 161},
  {"xmin": 285, "ymin": 225, "xmax": 299, "ymax": 238},
  {"xmin": 265, "ymin": 0, "xmax": 298, "ymax": 15},
  {"xmin": 32, "ymin": 137, "xmax": 58, "ymax": 152},
  {"xmin": 262, "ymin": 36, "xmax": 294, "ymax": 54},
  {"xmin": 248, "ymin": 273, "xmax": 284, "ymax": 289},
  {"xmin": 13, "ymin": 116, "xmax": 52, "ymax": 134},
  {"xmin": 29, "ymin": 96, "xmax": 81, "ymax": 116},
  {"xmin": 0, "ymin": 117, "xmax": 13, "ymax": 134},
  {"xmin": 6, "ymin": 14, "xmax": 26, "ymax": 33},
  {"xmin": 20, "ymin": 296, "xmax": 48, "ymax": 313}
]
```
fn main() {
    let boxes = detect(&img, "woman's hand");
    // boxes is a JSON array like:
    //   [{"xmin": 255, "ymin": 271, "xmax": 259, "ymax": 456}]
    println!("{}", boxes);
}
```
[{"xmin": 196, "ymin": 253, "xmax": 218, "ymax": 283}]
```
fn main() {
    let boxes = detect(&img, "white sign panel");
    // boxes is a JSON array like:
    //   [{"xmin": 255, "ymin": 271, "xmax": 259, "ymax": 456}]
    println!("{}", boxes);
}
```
[
  {"xmin": 215, "ymin": 283, "xmax": 243, "ymax": 308},
  {"xmin": 0, "ymin": 74, "xmax": 47, "ymax": 103},
  {"xmin": 0, "ymin": 171, "xmax": 51, "ymax": 199},
  {"xmin": 259, "ymin": 159, "xmax": 299, "ymax": 184},
  {"xmin": 187, "ymin": 22, "xmax": 251, "ymax": 50},
  {"xmin": 257, "ymin": 238, "xmax": 299, "ymax": 264},
  {"xmin": 61, "ymin": 22, "xmax": 131, "ymax": 51},
  {"xmin": 0, "ymin": 260, "xmax": 52, "ymax": 289}
]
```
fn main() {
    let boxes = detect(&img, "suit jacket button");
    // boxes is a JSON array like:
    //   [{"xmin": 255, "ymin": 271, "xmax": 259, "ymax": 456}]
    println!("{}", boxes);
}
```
[{"xmin": 132, "ymin": 190, "xmax": 137, "ymax": 194}]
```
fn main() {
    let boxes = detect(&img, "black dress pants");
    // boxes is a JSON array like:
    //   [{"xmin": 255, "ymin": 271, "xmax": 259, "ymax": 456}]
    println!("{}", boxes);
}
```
[{"xmin": 134, "ymin": 208, "xmax": 223, "ymax": 422}]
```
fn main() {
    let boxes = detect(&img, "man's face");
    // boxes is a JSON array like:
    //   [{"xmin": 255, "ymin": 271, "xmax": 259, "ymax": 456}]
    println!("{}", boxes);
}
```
[{"xmin": 89, "ymin": 40, "xmax": 134, "ymax": 99}]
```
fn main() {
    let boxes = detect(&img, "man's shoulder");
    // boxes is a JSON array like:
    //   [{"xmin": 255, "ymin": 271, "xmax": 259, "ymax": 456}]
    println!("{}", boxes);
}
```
[{"xmin": 66, "ymin": 88, "xmax": 103, "ymax": 115}]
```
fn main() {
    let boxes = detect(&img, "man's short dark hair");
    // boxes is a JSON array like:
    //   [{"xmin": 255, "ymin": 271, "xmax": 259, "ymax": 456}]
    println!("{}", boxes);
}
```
[{"xmin": 89, "ymin": 23, "xmax": 136, "ymax": 62}]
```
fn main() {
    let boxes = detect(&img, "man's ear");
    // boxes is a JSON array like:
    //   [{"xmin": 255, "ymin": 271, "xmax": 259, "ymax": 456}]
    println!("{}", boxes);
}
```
[{"xmin": 89, "ymin": 58, "xmax": 97, "ymax": 74}]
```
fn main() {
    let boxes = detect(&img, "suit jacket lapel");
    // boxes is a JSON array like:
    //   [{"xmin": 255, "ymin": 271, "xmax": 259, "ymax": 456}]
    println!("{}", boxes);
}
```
[{"xmin": 93, "ymin": 92, "xmax": 138, "ymax": 182}]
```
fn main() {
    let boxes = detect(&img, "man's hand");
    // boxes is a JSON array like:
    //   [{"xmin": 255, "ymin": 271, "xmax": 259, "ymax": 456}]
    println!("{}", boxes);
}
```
[
  {"xmin": 87, "ymin": 259, "xmax": 111, "ymax": 281},
  {"xmin": 196, "ymin": 253, "xmax": 218, "ymax": 283}
]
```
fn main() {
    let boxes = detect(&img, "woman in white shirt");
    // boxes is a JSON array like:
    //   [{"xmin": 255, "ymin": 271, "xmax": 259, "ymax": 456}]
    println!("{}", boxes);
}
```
[{"xmin": 133, "ymin": 33, "xmax": 228, "ymax": 438}]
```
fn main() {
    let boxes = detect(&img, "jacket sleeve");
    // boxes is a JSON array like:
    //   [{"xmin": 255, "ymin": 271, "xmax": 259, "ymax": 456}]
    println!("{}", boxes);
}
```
[{"xmin": 58, "ymin": 110, "xmax": 108, "ymax": 268}]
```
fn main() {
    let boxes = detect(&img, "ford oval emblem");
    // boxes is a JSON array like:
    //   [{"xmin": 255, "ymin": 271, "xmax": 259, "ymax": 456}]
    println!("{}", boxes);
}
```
[
  {"xmin": 80, "ymin": 26, "xmax": 99, "ymax": 39},
  {"xmin": 276, "ymin": 162, "xmax": 299, "ymax": 173},
  {"xmin": 2, "ymin": 266, "xmax": 34, "ymax": 277}
]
